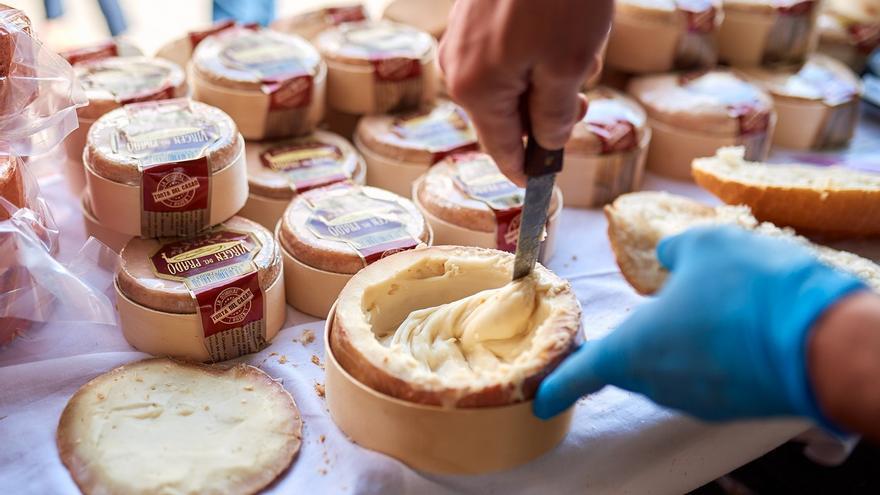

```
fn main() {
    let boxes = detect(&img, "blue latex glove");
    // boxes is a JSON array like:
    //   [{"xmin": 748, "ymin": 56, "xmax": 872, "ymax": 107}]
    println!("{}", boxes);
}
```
[{"xmin": 534, "ymin": 226, "xmax": 867, "ymax": 426}]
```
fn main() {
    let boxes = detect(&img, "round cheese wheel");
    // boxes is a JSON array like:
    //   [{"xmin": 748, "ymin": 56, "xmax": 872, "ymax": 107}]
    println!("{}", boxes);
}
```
[
  {"xmin": 737, "ymin": 54, "xmax": 863, "ymax": 106},
  {"xmin": 73, "ymin": 57, "xmax": 187, "ymax": 121},
  {"xmin": 315, "ymin": 20, "xmax": 435, "ymax": 68},
  {"xmin": 354, "ymin": 99, "xmax": 478, "ymax": 165},
  {"xmin": 85, "ymin": 99, "xmax": 240, "ymax": 186},
  {"xmin": 627, "ymin": 71, "xmax": 774, "ymax": 136},
  {"xmin": 415, "ymin": 152, "xmax": 561, "ymax": 233},
  {"xmin": 331, "ymin": 245, "xmax": 582, "ymax": 407},
  {"xmin": 117, "ymin": 216, "xmax": 281, "ymax": 314},
  {"xmin": 57, "ymin": 358, "xmax": 302, "ymax": 495},
  {"xmin": 245, "ymin": 130, "xmax": 366, "ymax": 201},
  {"xmin": 191, "ymin": 26, "xmax": 323, "ymax": 92},
  {"xmin": 278, "ymin": 183, "xmax": 430, "ymax": 274}
]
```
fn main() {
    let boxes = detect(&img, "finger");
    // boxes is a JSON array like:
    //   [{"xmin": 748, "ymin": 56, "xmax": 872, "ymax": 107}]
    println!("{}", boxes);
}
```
[
  {"xmin": 656, "ymin": 231, "xmax": 689, "ymax": 272},
  {"xmin": 527, "ymin": 64, "xmax": 584, "ymax": 150},
  {"xmin": 533, "ymin": 342, "xmax": 607, "ymax": 419},
  {"xmin": 469, "ymin": 100, "xmax": 527, "ymax": 186}
]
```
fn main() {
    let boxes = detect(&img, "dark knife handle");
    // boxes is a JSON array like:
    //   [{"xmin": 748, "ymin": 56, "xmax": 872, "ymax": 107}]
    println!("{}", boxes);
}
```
[{"xmin": 523, "ymin": 134, "xmax": 564, "ymax": 177}]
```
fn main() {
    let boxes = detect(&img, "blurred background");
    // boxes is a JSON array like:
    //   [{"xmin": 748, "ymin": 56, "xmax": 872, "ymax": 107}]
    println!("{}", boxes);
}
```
[{"xmin": 3, "ymin": 0, "xmax": 395, "ymax": 53}]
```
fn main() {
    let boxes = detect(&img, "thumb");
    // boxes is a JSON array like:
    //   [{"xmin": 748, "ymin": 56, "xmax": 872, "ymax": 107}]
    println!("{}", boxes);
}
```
[
  {"xmin": 527, "ymin": 64, "xmax": 583, "ymax": 150},
  {"xmin": 533, "ymin": 342, "xmax": 607, "ymax": 419},
  {"xmin": 656, "ymin": 232, "xmax": 690, "ymax": 272}
]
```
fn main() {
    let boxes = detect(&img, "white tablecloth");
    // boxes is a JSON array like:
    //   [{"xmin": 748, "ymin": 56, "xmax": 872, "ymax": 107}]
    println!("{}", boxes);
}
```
[{"xmin": 1, "ymin": 168, "xmax": 821, "ymax": 495}]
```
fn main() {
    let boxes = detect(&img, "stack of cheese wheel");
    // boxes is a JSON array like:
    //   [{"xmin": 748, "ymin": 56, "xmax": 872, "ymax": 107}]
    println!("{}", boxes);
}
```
[
  {"xmin": 315, "ymin": 20, "xmax": 438, "ymax": 139},
  {"xmin": 270, "ymin": 4, "xmax": 368, "ymax": 41},
  {"xmin": 239, "ymin": 130, "xmax": 367, "ymax": 230},
  {"xmin": 277, "ymin": 182, "xmax": 431, "ymax": 318},
  {"xmin": 190, "ymin": 25, "xmax": 326, "ymax": 141},
  {"xmin": 738, "ymin": 54, "xmax": 863, "ymax": 150},
  {"xmin": 115, "ymin": 216, "xmax": 286, "ymax": 362},
  {"xmin": 412, "ymin": 152, "xmax": 563, "ymax": 261},
  {"xmin": 606, "ymin": 0, "xmax": 722, "ymax": 74},
  {"xmin": 817, "ymin": 0, "xmax": 880, "ymax": 72},
  {"xmin": 65, "ymin": 57, "xmax": 186, "ymax": 193},
  {"xmin": 354, "ymin": 99, "xmax": 478, "ymax": 197},
  {"xmin": 82, "ymin": 99, "xmax": 246, "ymax": 251},
  {"xmin": 627, "ymin": 70, "xmax": 776, "ymax": 181},
  {"xmin": 718, "ymin": 0, "xmax": 822, "ymax": 66},
  {"xmin": 325, "ymin": 245, "xmax": 581, "ymax": 473},
  {"xmin": 562, "ymin": 87, "xmax": 652, "ymax": 207}
]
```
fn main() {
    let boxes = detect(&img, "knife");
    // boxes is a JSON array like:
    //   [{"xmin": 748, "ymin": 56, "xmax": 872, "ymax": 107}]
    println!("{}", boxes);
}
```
[{"xmin": 512, "ymin": 135, "xmax": 563, "ymax": 280}]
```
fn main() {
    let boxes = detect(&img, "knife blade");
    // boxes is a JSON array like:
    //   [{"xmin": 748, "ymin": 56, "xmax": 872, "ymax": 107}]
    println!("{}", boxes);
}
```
[{"xmin": 512, "ymin": 136, "xmax": 563, "ymax": 280}]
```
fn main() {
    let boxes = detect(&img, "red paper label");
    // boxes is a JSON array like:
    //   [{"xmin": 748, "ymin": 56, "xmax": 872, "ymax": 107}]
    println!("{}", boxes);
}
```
[
  {"xmin": 188, "ymin": 19, "xmax": 237, "ymax": 49},
  {"xmin": 61, "ymin": 40, "xmax": 118, "ymax": 65},
  {"xmin": 304, "ymin": 185, "xmax": 420, "ymax": 264},
  {"xmin": 676, "ymin": 0, "xmax": 717, "ymax": 33},
  {"xmin": 261, "ymin": 74, "xmax": 313, "ymax": 109},
  {"xmin": 391, "ymin": 104, "xmax": 478, "ymax": 163},
  {"xmin": 326, "ymin": 6, "xmax": 367, "ymax": 25},
  {"xmin": 849, "ymin": 23, "xmax": 880, "ymax": 54},
  {"xmin": 372, "ymin": 57, "xmax": 422, "ymax": 82},
  {"xmin": 150, "ymin": 229, "xmax": 266, "ymax": 361},
  {"xmin": 151, "ymin": 230, "xmax": 260, "ymax": 279},
  {"xmin": 120, "ymin": 99, "xmax": 218, "ymax": 236},
  {"xmin": 584, "ymin": 96, "xmax": 640, "ymax": 154},
  {"xmin": 451, "ymin": 153, "xmax": 525, "ymax": 253},
  {"xmin": 260, "ymin": 141, "xmax": 348, "ymax": 192}
]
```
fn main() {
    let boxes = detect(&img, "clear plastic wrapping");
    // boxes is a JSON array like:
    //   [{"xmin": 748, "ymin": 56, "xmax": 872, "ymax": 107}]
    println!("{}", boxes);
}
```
[
  {"xmin": 0, "ymin": 161, "xmax": 117, "ymax": 346},
  {"xmin": 1, "ymin": 6, "xmax": 86, "ymax": 156},
  {"xmin": 1, "ymin": 9, "xmax": 116, "ymax": 345}
]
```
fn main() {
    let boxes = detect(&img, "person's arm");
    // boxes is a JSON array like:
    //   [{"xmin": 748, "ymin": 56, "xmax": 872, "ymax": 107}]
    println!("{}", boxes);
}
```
[
  {"xmin": 440, "ymin": 0, "xmax": 612, "ymax": 184},
  {"xmin": 533, "ymin": 226, "xmax": 879, "ymax": 439},
  {"xmin": 809, "ymin": 291, "xmax": 880, "ymax": 440}
]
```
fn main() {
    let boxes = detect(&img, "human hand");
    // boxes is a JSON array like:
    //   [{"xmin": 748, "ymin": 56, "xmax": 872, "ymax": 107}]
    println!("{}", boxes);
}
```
[
  {"xmin": 533, "ymin": 226, "xmax": 867, "ymax": 425},
  {"xmin": 439, "ymin": 0, "xmax": 611, "ymax": 184}
]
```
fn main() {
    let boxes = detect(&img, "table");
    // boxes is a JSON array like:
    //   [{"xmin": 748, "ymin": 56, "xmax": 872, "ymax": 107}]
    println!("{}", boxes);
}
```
[
  {"xmin": 7, "ymin": 99, "xmax": 880, "ymax": 495},
  {"xmin": 2, "ymin": 167, "xmax": 828, "ymax": 495}
]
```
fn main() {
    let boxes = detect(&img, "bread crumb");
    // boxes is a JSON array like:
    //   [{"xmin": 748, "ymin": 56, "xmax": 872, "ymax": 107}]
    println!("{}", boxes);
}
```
[
  {"xmin": 300, "ymin": 329, "xmax": 316, "ymax": 346},
  {"xmin": 572, "ymin": 255, "xmax": 578, "ymax": 261},
  {"xmin": 311, "ymin": 354, "xmax": 323, "ymax": 368},
  {"xmin": 319, "ymin": 435, "xmax": 326, "ymax": 443},
  {"xmin": 278, "ymin": 355, "xmax": 288, "ymax": 364},
  {"xmin": 314, "ymin": 382, "xmax": 326, "ymax": 398},
  {"xmin": 318, "ymin": 468, "xmax": 327, "ymax": 475},
  {"xmin": 96, "ymin": 393, "xmax": 106, "ymax": 400},
  {"xmin": 269, "ymin": 352, "xmax": 278, "ymax": 356}
]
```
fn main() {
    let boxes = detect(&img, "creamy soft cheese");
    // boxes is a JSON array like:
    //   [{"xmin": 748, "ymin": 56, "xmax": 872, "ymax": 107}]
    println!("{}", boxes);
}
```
[
  {"xmin": 384, "ymin": 278, "xmax": 539, "ymax": 378},
  {"xmin": 60, "ymin": 361, "xmax": 299, "ymax": 494}
]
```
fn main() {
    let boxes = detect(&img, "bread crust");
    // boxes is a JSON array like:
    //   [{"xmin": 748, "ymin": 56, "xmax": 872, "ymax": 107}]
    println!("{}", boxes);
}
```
[
  {"xmin": 330, "ymin": 245, "xmax": 582, "ymax": 408},
  {"xmin": 693, "ymin": 160, "xmax": 880, "ymax": 238},
  {"xmin": 57, "ymin": 358, "xmax": 301, "ymax": 495}
]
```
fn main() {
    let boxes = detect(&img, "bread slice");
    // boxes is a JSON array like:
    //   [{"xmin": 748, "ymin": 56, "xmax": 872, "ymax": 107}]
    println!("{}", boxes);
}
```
[
  {"xmin": 692, "ymin": 147, "xmax": 880, "ymax": 238},
  {"xmin": 605, "ymin": 191, "xmax": 880, "ymax": 295},
  {"xmin": 57, "ymin": 358, "xmax": 302, "ymax": 495}
]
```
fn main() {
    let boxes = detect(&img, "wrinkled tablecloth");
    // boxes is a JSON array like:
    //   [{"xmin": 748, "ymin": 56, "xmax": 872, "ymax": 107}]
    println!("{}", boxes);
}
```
[{"xmin": 3, "ymin": 109, "xmax": 880, "ymax": 493}]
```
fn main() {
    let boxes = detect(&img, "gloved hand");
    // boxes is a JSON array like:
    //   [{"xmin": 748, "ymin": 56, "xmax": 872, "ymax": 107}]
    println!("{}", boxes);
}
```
[{"xmin": 534, "ymin": 226, "xmax": 867, "ymax": 426}]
